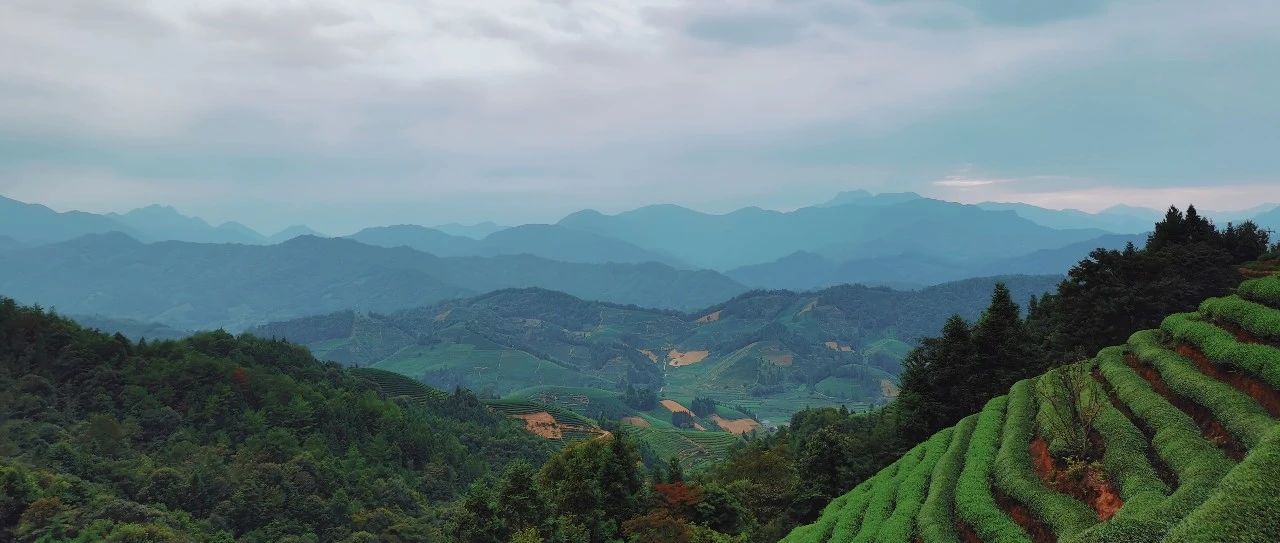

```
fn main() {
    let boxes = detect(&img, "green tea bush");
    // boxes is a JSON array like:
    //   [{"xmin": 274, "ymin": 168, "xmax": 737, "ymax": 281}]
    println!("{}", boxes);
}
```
[
  {"xmin": 1198, "ymin": 295, "xmax": 1280, "ymax": 342},
  {"xmin": 874, "ymin": 427, "xmax": 953, "ymax": 543},
  {"xmin": 1129, "ymin": 330, "xmax": 1275, "ymax": 448},
  {"xmin": 955, "ymin": 396, "xmax": 1031, "ymax": 543},
  {"xmin": 1164, "ymin": 424, "xmax": 1280, "ymax": 542},
  {"xmin": 1164, "ymin": 310, "xmax": 1280, "ymax": 389},
  {"xmin": 996, "ymin": 378, "xmax": 1095, "ymax": 539},
  {"xmin": 828, "ymin": 463, "xmax": 901, "ymax": 543},
  {"xmin": 1095, "ymin": 347, "xmax": 1233, "ymax": 535},
  {"xmin": 849, "ymin": 443, "xmax": 926, "ymax": 543},
  {"xmin": 1237, "ymin": 274, "xmax": 1280, "ymax": 308},
  {"xmin": 917, "ymin": 416, "xmax": 978, "ymax": 543}
]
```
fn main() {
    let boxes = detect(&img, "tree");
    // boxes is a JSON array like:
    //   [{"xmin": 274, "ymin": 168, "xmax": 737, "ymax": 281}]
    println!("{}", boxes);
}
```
[
  {"xmin": 672, "ymin": 411, "xmax": 695, "ymax": 429},
  {"xmin": 667, "ymin": 456, "xmax": 685, "ymax": 483},
  {"xmin": 497, "ymin": 460, "xmax": 548, "ymax": 537},
  {"xmin": 1036, "ymin": 364, "xmax": 1104, "ymax": 459}
]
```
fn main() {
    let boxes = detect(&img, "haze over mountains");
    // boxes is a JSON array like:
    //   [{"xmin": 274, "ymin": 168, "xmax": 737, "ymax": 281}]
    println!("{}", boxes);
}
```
[{"xmin": 2, "ymin": 191, "xmax": 1277, "ymax": 332}]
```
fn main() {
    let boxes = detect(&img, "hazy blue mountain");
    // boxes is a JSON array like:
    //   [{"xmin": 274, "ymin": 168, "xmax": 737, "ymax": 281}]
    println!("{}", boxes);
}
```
[
  {"xmin": 0, "ymin": 235, "xmax": 23, "ymax": 252},
  {"xmin": 349, "ymin": 223, "xmax": 683, "ymax": 265},
  {"xmin": 1099, "ymin": 204, "xmax": 1164, "ymax": 224},
  {"xmin": 475, "ymin": 224, "xmax": 685, "ymax": 266},
  {"xmin": 69, "ymin": 314, "xmax": 192, "ymax": 341},
  {"xmin": 0, "ymin": 195, "xmax": 138, "ymax": 244},
  {"xmin": 266, "ymin": 224, "xmax": 324, "ymax": 243},
  {"xmin": 107, "ymin": 204, "xmax": 267, "ymax": 244},
  {"xmin": 1250, "ymin": 206, "xmax": 1280, "ymax": 231},
  {"xmin": 347, "ymin": 224, "xmax": 480, "ymax": 256},
  {"xmin": 727, "ymin": 233, "xmax": 1144, "ymax": 290},
  {"xmin": 432, "ymin": 221, "xmax": 507, "ymax": 239},
  {"xmin": 818, "ymin": 190, "xmax": 923, "ymax": 207},
  {"xmin": 0, "ymin": 234, "xmax": 744, "ymax": 330},
  {"xmin": 558, "ymin": 197, "xmax": 1109, "ymax": 270},
  {"xmin": 976, "ymin": 201, "xmax": 1154, "ymax": 233}
]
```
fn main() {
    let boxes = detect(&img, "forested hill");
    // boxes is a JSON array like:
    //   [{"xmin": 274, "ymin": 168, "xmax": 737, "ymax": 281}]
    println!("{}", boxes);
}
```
[
  {"xmin": 0, "ymin": 298, "xmax": 554, "ymax": 541},
  {"xmin": 250, "ymin": 275, "xmax": 1060, "ymax": 422}
]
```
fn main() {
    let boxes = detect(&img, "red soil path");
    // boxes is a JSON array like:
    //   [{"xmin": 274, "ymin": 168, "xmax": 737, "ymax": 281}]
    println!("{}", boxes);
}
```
[
  {"xmin": 1124, "ymin": 354, "xmax": 1245, "ymax": 460},
  {"xmin": 954, "ymin": 519, "xmax": 984, "ymax": 543},
  {"xmin": 1176, "ymin": 342, "xmax": 1280, "ymax": 417},
  {"xmin": 993, "ymin": 487, "xmax": 1055, "ymax": 543},
  {"xmin": 1028, "ymin": 437, "xmax": 1123, "ymax": 521}
]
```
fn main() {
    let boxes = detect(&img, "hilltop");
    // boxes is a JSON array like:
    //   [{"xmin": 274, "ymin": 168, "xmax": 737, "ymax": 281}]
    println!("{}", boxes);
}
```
[
  {"xmin": 252, "ymin": 275, "xmax": 1060, "ymax": 425},
  {"xmin": 780, "ymin": 271, "xmax": 1280, "ymax": 542}
]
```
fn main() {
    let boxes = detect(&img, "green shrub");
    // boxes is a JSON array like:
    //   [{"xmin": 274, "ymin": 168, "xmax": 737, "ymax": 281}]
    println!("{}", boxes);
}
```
[
  {"xmin": 917, "ymin": 415, "xmax": 978, "ymax": 543},
  {"xmin": 996, "ymin": 378, "xmax": 1095, "ymax": 539},
  {"xmin": 1164, "ymin": 424, "xmax": 1280, "ymax": 542},
  {"xmin": 1092, "ymin": 346, "xmax": 1233, "ymax": 540},
  {"xmin": 1129, "ymin": 330, "xmax": 1275, "ymax": 448},
  {"xmin": 849, "ymin": 442, "xmax": 926, "ymax": 543},
  {"xmin": 955, "ymin": 396, "xmax": 1031, "ymax": 543},
  {"xmin": 1164, "ymin": 309, "xmax": 1280, "ymax": 390},
  {"xmin": 1198, "ymin": 295, "xmax": 1280, "ymax": 342},
  {"xmin": 1237, "ymin": 275, "xmax": 1280, "ymax": 308},
  {"xmin": 780, "ymin": 482, "xmax": 863, "ymax": 543},
  {"xmin": 828, "ymin": 463, "xmax": 901, "ymax": 543},
  {"xmin": 873, "ymin": 427, "xmax": 953, "ymax": 543}
]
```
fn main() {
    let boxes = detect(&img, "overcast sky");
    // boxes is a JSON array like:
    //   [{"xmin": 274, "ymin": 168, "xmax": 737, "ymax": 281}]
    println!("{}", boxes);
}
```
[{"xmin": 1, "ymin": 0, "xmax": 1278, "ymax": 234}]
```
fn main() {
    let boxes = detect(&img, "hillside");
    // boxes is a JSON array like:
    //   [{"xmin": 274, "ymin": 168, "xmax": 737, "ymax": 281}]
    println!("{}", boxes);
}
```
[
  {"xmin": 0, "ymin": 233, "xmax": 745, "ymax": 330},
  {"xmin": 780, "ymin": 272, "xmax": 1280, "ymax": 543},
  {"xmin": 252, "ymin": 275, "xmax": 1059, "ymax": 424},
  {"xmin": 0, "ymin": 298, "xmax": 554, "ymax": 541}
]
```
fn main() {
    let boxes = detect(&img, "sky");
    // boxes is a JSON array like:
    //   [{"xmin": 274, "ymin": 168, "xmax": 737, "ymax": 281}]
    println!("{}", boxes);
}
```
[{"xmin": 1, "ymin": 0, "xmax": 1278, "ymax": 234}]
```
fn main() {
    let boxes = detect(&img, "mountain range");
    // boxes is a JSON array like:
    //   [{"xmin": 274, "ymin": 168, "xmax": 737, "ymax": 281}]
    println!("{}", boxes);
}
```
[{"xmin": 0, "ymin": 233, "xmax": 743, "ymax": 331}]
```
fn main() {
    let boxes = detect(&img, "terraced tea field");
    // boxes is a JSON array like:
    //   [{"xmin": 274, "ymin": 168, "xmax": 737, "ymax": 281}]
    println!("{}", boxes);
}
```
[{"xmin": 782, "ymin": 273, "xmax": 1280, "ymax": 543}]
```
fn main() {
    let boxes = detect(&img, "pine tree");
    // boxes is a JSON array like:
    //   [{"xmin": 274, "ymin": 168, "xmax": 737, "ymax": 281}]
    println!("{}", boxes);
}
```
[{"xmin": 667, "ymin": 456, "xmax": 685, "ymax": 483}]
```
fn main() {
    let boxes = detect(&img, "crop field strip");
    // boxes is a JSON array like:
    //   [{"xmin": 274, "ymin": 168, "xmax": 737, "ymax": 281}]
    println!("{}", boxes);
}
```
[{"xmin": 779, "ymin": 273, "xmax": 1280, "ymax": 543}]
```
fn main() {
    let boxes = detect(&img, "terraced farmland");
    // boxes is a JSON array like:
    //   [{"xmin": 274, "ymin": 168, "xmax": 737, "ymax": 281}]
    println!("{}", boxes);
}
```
[
  {"xmin": 782, "ymin": 273, "xmax": 1280, "ymax": 543},
  {"xmin": 627, "ymin": 425, "xmax": 743, "ymax": 470},
  {"xmin": 351, "ymin": 367, "xmax": 450, "ymax": 405}
]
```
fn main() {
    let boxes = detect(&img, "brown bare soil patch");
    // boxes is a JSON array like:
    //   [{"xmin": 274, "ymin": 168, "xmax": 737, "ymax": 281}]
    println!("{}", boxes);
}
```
[
  {"xmin": 1124, "ymin": 354, "xmax": 1245, "ymax": 460},
  {"xmin": 660, "ymin": 399, "xmax": 693, "ymax": 415},
  {"xmin": 1092, "ymin": 368, "xmax": 1178, "ymax": 488},
  {"xmin": 993, "ymin": 487, "xmax": 1055, "ymax": 543},
  {"xmin": 434, "ymin": 309, "xmax": 452, "ymax": 321},
  {"xmin": 1177, "ymin": 342, "xmax": 1280, "ymax": 417},
  {"xmin": 621, "ymin": 416, "xmax": 650, "ymax": 427},
  {"xmin": 696, "ymin": 310, "xmax": 722, "ymax": 323},
  {"xmin": 513, "ymin": 412, "xmax": 562, "ymax": 439},
  {"xmin": 880, "ymin": 379, "xmax": 900, "ymax": 398},
  {"xmin": 668, "ymin": 349, "xmax": 710, "ymax": 367},
  {"xmin": 711, "ymin": 415, "xmax": 760, "ymax": 435},
  {"xmin": 799, "ymin": 300, "xmax": 818, "ymax": 314},
  {"xmin": 693, "ymin": 423, "xmax": 706, "ymax": 431},
  {"xmin": 954, "ymin": 519, "xmax": 983, "ymax": 543},
  {"xmin": 639, "ymin": 349, "xmax": 660, "ymax": 364},
  {"xmin": 766, "ymin": 353, "xmax": 794, "ymax": 366},
  {"xmin": 1028, "ymin": 436, "xmax": 1123, "ymax": 521}
]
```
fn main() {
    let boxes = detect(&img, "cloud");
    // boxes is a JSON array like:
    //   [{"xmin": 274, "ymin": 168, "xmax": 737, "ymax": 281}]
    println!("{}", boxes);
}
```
[{"xmin": 0, "ymin": 0, "xmax": 1278, "ymax": 231}]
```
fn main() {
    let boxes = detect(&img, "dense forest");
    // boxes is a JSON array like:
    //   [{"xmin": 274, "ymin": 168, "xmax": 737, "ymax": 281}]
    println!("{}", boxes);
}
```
[{"xmin": 0, "ymin": 302, "xmax": 554, "ymax": 541}]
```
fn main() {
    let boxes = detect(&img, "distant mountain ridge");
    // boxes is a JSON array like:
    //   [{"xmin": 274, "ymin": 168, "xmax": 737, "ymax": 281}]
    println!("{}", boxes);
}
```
[
  {"xmin": 556, "ymin": 197, "xmax": 1112, "ymax": 270},
  {"xmin": 0, "ymin": 233, "xmax": 745, "ymax": 331},
  {"xmin": 348, "ymin": 223, "xmax": 686, "ymax": 266}
]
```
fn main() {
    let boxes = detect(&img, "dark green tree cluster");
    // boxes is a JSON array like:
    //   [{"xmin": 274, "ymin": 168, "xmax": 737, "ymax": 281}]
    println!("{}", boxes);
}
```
[
  {"xmin": 623, "ymin": 384, "xmax": 658, "ymax": 410},
  {"xmin": 690, "ymin": 397, "xmax": 716, "ymax": 418},
  {"xmin": 455, "ymin": 432, "xmax": 748, "ymax": 543},
  {"xmin": 0, "ymin": 298, "xmax": 552, "ymax": 542}
]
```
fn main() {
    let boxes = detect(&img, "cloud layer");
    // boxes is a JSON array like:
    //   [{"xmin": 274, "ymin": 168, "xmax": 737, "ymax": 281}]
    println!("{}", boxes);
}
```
[{"xmin": 1, "ymin": 0, "xmax": 1277, "ymax": 231}]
